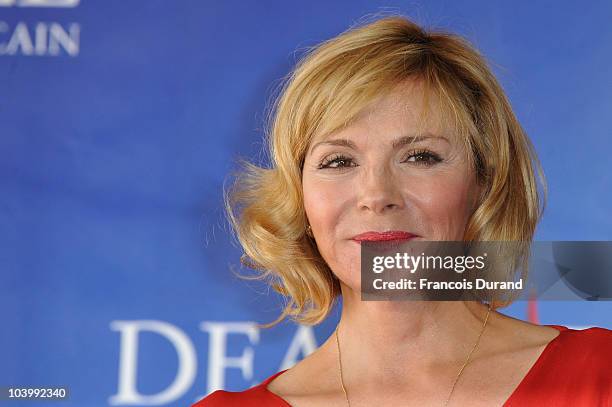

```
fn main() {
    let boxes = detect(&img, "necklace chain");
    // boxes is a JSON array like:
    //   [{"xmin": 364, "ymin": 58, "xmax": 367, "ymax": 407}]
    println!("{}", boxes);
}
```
[{"xmin": 335, "ymin": 306, "xmax": 492, "ymax": 407}]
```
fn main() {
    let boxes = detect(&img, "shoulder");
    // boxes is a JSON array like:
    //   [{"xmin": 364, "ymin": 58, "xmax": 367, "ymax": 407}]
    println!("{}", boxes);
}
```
[
  {"xmin": 545, "ymin": 326, "xmax": 612, "ymax": 377},
  {"xmin": 505, "ymin": 326, "xmax": 611, "ymax": 405},
  {"xmin": 191, "ymin": 389, "xmax": 259, "ymax": 407},
  {"xmin": 191, "ymin": 389, "xmax": 234, "ymax": 407},
  {"xmin": 191, "ymin": 370, "xmax": 290, "ymax": 407},
  {"xmin": 554, "ymin": 326, "xmax": 612, "ymax": 352}
]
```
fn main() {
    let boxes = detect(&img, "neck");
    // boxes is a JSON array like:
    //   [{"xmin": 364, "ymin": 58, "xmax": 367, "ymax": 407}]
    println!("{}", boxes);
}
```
[{"xmin": 332, "ymin": 282, "xmax": 493, "ymax": 384}]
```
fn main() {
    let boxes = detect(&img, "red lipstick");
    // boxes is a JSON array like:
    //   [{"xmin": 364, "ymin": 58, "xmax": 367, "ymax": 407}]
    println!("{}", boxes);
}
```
[{"xmin": 351, "ymin": 230, "xmax": 418, "ymax": 242}]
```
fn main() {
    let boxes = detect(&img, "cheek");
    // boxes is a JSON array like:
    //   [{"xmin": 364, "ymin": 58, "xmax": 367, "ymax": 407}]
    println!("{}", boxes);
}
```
[
  {"xmin": 303, "ymin": 177, "xmax": 360, "ymax": 284},
  {"xmin": 303, "ymin": 177, "xmax": 348, "ymax": 235},
  {"xmin": 408, "ymin": 173, "xmax": 476, "ymax": 238}
]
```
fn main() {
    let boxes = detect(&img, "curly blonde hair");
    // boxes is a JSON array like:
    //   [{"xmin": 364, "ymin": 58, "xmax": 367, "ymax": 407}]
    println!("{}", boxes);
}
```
[{"xmin": 223, "ymin": 14, "xmax": 546, "ymax": 328}]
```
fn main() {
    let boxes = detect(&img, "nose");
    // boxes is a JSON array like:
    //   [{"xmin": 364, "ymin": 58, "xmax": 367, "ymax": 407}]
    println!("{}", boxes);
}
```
[{"xmin": 357, "ymin": 165, "xmax": 405, "ymax": 214}]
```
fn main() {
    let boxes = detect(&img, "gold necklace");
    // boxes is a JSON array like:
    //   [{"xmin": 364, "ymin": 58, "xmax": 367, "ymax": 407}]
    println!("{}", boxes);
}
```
[{"xmin": 335, "ymin": 306, "xmax": 492, "ymax": 407}]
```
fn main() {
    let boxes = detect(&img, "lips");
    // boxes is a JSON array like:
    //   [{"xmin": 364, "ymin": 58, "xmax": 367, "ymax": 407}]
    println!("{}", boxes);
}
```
[{"xmin": 351, "ymin": 230, "xmax": 418, "ymax": 242}]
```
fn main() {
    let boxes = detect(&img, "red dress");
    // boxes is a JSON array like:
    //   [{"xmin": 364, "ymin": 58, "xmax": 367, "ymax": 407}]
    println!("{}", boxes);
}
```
[{"xmin": 193, "ymin": 325, "xmax": 612, "ymax": 406}]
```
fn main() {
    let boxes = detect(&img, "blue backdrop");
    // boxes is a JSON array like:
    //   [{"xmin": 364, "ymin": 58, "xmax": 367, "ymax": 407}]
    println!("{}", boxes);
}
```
[{"xmin": 1, "ymin": 1, "xmax": 610, "ymax": 406}]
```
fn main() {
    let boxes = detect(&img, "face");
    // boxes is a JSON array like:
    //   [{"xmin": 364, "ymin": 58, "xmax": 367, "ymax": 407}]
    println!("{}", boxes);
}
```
[{"xmin": 301, "ymin": 79, "xmax": 481, "ymax": 290}]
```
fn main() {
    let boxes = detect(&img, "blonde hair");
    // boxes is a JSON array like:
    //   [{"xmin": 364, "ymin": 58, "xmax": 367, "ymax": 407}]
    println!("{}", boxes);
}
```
[{"xmin": 223, "ymin": 14, "xmax": 546, "ymax": 328}]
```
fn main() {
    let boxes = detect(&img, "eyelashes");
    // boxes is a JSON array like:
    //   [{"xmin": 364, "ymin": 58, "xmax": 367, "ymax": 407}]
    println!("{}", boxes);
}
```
[
  {"xmin": 317, "ymin": 153, "xmax": 356, "ymax": 170},
  {"xmin": 317, "ymin": 149, "xmax": 443, "ymax": 170}
]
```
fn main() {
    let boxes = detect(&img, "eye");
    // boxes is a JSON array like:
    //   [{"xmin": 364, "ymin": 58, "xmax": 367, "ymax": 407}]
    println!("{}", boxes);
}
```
[
  {"xmin": 317, "ymin": 154, "xmax": 356, "ymax": 170},
  {"xmin": 403, "ymin": 149, "xmax": 442, "ymax": 166},
  {"xmin": 317, "ymin": 150, "xmax": 442, "ymax": 170}
]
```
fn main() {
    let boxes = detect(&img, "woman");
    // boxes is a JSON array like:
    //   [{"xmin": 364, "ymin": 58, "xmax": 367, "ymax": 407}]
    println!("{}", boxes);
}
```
[{"xmin": 194, "ymin": 15, "xmax": 611, "ymax": 406}]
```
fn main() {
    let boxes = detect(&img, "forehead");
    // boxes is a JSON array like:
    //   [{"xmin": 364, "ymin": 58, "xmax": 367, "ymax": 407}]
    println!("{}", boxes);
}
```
[
  {"xmin": 310, "ymin": 79, "xmax": 453, "ymax": 148},
  {"xmin": 355, "ymin": 81, "xmax": 444, "ymax": 132}
]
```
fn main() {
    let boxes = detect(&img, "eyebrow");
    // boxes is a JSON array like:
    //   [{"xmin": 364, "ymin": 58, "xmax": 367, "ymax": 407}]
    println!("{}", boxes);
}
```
[{"xmin": 308, "ymin": 133, "xmax": 449, "ymax": 155}]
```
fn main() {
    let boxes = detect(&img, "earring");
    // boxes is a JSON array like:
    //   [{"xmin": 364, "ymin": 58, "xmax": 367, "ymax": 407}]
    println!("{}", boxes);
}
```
[{"xmin": 306, "ymin": 224, "xmax": 314, "ymax": 238}]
